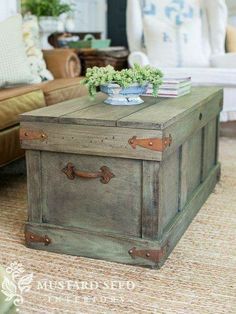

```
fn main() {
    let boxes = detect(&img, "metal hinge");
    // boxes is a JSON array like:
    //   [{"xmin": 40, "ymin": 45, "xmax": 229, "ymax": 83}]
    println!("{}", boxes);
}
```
[
  {"xmin": 128, "ymin": 244, "xmax": 168, "ymax": 263},
  {"xmin": 128, "ymin": 135, "xmax": 172, "ymax": 152},
  {"xmin": 25, "ymin": 231, "xmax": 51, "ymax": 246},
  {"xmin": 20, "ymin": 128, "xmax": 48, "ymax": 141}
]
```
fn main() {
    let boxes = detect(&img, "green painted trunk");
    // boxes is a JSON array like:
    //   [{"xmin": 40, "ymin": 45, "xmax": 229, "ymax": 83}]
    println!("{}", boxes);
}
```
[{"xmin": 20, "ymin": 87, "xmax": 223, "ymax": 268}]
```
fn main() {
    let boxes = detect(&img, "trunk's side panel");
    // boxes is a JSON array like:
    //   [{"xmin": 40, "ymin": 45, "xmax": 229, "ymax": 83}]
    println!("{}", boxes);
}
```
[
  {"xmin": 202, "ymin": 118, "xmax": 217, "ymax": 181},
  {"xmin": 163, "ymin": 93, "xmax": 222, "ymax": 159},
  {"xmin": 178, "ymin": 129, "xmax": 203, "ymax": 212},
  {"xmin": 160, "ymin": 163, "xmax": 220, "ymax": 267},
  {"xmin": 186, "ymin": 129, "xmax": 202, "ymax": 201},
  {"xmin": 179, "ymin": 141, "xmax": 188, "ymax": 211},
  {"xmin": 159, "ymin": 149, "xmax": 180, "ymax": 232}
]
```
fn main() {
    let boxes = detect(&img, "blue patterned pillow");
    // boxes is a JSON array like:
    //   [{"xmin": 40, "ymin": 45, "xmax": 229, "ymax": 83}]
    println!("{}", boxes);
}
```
[{"xmin": 142, "ymin": 0, "xmax": 211, "ymax": 67}]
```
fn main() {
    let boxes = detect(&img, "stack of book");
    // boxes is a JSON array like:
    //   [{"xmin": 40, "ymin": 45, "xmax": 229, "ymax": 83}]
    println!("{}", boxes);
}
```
[{"xmin": 145, "ymin": 77, "xmax": 192, "ymax": 98}]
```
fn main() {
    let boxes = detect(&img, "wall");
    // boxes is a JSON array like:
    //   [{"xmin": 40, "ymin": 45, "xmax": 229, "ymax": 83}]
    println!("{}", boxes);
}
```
[{"xmin": 0, "ymin": 0, "xmax": 19, "ymax": 21}]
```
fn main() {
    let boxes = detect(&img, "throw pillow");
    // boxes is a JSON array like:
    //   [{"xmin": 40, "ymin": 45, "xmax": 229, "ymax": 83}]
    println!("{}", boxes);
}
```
[
  {"xmin": 0, "ymin": 15, "xmax": 34, "ymax": 87},
  {"xmin": 142, "ymin": 0, "xmax": 210, "ymax": 67},
  {"xmin": 204, "ymin": 0, "xmax": 227, "ymax": 55},
  {"xmin": 22, "ymin": 15, "xmax": 54, "ymax": 83}
]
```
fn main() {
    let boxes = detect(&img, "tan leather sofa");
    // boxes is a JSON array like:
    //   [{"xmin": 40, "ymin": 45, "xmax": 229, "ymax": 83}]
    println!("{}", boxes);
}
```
[{"xmin": 0, "ymin": 49, "xmax": 88, "ymax": 167}]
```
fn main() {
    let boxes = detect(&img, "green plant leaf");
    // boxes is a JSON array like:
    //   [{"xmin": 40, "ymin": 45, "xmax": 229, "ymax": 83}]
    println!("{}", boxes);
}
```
[
  {"xmin": 22, "ymin": 0, "xmax": 71, "ymax": 17},
  {"xmin": 80, "ymin": 64, "xmax": 163, "ymax": 98}
]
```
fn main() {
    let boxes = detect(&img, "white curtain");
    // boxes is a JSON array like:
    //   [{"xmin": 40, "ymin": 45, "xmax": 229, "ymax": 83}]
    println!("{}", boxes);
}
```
[
  {"xmin": 226, "ymin": 0, "xmax": 236, "ymax": 26},
  {"xmin": 0, "ymin": 0, "xmax": 19, "ymax": 22},
  {"xmin": 70, "ymin": 0, "xmax": 107, "ymax": 38},
  {"xmin": 226, "ymin": 0, "xmax": 236, "ymax": 12}
]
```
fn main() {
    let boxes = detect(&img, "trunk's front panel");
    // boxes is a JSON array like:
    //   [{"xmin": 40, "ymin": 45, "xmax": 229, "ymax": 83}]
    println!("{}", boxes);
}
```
[{"xmin": 41, "ymin": 152, "xmax": 142, "ymax": 237}]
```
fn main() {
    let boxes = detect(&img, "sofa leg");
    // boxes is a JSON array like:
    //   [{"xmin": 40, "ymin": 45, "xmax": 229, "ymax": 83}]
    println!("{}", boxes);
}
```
[
  {"xmin": 0, "ymin": 157, "xmax": 26, "ymax": 175},
  {"xmin": 220, "ymin": 122, "xmax": 236, "ymax": 137}
]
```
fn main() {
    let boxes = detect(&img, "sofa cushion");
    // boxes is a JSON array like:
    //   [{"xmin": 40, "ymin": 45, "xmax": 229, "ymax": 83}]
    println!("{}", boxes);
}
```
[
  {"xmin": 0, "ymin": 85, "xmax": 39, "ymax": 101},
  {"xmin": 0, "ymin": 125, "xmax": 24, "ymax": 166},
  {"xmin": 0, "ymin": 88, "xmax": 45, "ymax": 131},
  {"xmin": 210, "ymin": 52, "xmax": 236, "ymax": 68},
  {"xmin": 37, "ymin": 78, "xmax": 88, "ymax": 106},
  {"xmin": 0, "ymin": 78, "xmax": 87, "ymax": 130}
]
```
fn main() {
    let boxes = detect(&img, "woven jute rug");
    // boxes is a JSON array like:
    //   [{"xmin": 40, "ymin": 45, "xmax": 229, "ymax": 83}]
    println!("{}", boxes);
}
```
[{"xmin": 0, "ymin": 138, "xmax": 235, "ymax": 314}]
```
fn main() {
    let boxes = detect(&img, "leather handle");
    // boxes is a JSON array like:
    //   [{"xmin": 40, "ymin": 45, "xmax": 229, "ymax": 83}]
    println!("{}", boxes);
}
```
[{"xmin": 62, "ymin": 162, "xmax": 115, "ymax": 184}]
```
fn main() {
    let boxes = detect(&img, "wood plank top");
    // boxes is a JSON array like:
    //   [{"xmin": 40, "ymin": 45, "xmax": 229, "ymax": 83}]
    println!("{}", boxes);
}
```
[
  {"xmin": 118, "ymin": 87, "xmax": 222, "ymax": 129},
  {"xmin": 21, "ymin": 87, "xmax": 223, "ymax": 130}
]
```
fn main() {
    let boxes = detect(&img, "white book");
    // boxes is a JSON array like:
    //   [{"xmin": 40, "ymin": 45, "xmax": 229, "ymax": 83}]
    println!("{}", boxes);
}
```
[
  {"xmin": 160, "ymin": 81, "xmax": 192, "ymax": 90},
  {"xmin": 162, "ymin": 76, "xmax": 191, "ymax": 83},
  {"xmin": 158, "ymin": 85, "xmax": 191, "ymax": 94},
  {"xmin": 157, "ymin": 89, "xmax": 191, "ymax": 98},
  {"xmin": 144, "ymin": 77, "xmax": 192, "ymax": 97},
  {"xmin": 144, "ymin": 86, "xmax": 191, "ymax": 98},
  {"xmin": 147, "ymin": 76, "xmax": 191, "ymax": 90}
]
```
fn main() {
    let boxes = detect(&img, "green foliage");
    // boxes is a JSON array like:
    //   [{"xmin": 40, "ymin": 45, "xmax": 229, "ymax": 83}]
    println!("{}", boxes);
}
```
[
  {"xmin": 22, "ymin": 0, "xmax": 71, "ymax": 17},
  {"xmin": 81, "ymin": 64, "xmax": 163, "ymax": 98}
]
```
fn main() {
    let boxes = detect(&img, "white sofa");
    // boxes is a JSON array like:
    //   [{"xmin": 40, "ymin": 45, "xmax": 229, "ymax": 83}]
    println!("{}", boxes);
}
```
[{"xmin": 127, "ymin": 0, "xmax": 236, "ymax": 122}]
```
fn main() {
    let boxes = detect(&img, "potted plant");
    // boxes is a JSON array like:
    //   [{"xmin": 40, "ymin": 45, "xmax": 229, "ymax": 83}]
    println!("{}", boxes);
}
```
[
  {"xmin": 81, "ymin": 64, "xmax": 163, "ymax": 105},
  {"xmin": 22, "ymin": 0, "xmax": 72, "ymax": 49}
]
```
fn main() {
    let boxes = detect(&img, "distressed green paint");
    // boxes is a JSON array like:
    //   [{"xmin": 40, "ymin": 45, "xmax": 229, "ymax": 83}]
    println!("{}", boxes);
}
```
[{"xmin": 21, "ymin": 87, "xmax": 223, "ymax": 268}]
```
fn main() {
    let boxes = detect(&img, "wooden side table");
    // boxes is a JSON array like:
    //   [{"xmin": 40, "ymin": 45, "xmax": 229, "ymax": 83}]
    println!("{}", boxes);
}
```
[
  {"xmin": 77, "ymin": 48, "xmax": 129, "ymax": 75},
  {"xmin": 48, "ymin": 32, "xmax": 102, "ymax": 48}
]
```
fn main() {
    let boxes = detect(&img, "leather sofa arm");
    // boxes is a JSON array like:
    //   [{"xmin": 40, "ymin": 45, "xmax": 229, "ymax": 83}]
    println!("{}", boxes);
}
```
[
  {"xmin": 43, "ymin": 49, "xmax": 81, "ymax": 79},
  {"xmin": 226, "ymin": 25, "xmax": 236, "ymax": 53}
]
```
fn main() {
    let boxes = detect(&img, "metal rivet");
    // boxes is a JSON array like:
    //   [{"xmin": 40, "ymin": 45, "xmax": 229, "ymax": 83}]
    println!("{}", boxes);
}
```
[
  {"xmin": 149, "ymin": 142, "xmax": 153, "ymax": 146},
  {"xmin": 41, "ymin": 134, "xmax": 46, "ymax": 139},
  {"xmin": 45, "ymin": 238, "xmax": 50, "ymax": 243},
  {"xmin": 146, "ymin": 252, "xmax": 150, "ymax": 257},
  {"xmin": 24, "ymin": 132, "xmax": 28, "ymax": 137},
  {"xmin": 30, "ymin": 235, "xmax": 34, "ymax": 240},
  {"xmin": 129, "ymin": 249, "xmax": 133, "ymax": 254}
]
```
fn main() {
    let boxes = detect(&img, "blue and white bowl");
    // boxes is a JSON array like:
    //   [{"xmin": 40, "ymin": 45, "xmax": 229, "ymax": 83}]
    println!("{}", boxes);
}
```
[{"xmin": 100, "ymin": 83, "xmax": 148, "ymax": 106}]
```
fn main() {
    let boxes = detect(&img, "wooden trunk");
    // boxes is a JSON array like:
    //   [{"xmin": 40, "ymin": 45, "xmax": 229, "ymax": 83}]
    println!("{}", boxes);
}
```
[{"xmin": 20, "ymin": 87, "xmax": 223, "ymax": 268}]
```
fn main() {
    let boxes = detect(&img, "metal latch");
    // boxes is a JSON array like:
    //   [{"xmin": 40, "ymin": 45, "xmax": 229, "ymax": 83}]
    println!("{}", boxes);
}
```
[
  {"xmin": 25, "ymin": 231, "xmax": 51, "ymax": 246},
  {"xmin": 128, "ymin": 135, "xmax": 172, "ymax": 152},
  {"xmin": 20, "ymin": 128, "xmax": 48, "ymax": 141},
  {"xmin": 128, "ymin": 244, "xmax": 168, "ymax": 263}
]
